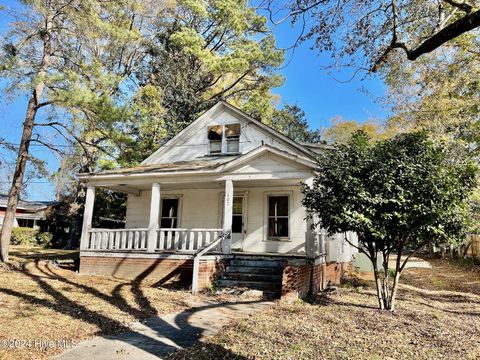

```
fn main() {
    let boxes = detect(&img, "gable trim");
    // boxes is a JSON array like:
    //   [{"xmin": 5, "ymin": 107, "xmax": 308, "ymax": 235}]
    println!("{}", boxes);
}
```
[
  {"xmin": 219, "ymin": 101, "xmax": 314, "ymax": 159},
  {"xmin": 219, "ymin": 145, "xmax": 317, "ymax": 173},
  {"xmin": 141, "ymin": 102, "xmax": 225, "ymax": 165},
  {"xmin": 141, "ymin": 101, "xmax": 315, "ymax": 165}
]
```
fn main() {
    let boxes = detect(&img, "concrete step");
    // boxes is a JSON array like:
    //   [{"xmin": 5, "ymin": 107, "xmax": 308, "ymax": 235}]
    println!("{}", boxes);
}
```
[
  {"xmin": 221, "ymin": 272, "xmax": 282, "ymax": 282},
  {"xmin": 229, "ymin": 259, "xmax": 284, "ymax": 268},
  {"xmin": 216, "ymin": 279, "xmax": 279, "ymax": 291}
]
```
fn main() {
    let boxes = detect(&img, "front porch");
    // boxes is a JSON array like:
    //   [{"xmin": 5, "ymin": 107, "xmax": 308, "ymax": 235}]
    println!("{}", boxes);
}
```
[{"xmin": 77, "ymin": 161, "xmax": 352, "ymax": 298}]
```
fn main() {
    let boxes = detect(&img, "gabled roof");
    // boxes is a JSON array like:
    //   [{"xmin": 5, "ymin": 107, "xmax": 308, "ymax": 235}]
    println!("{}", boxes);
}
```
[
  {"xmin": 0, "ymin": 194, "xmax": 58, "ymax": 212},
  {"xmin": 141, "ymin": 101, "xmax": 316, "ymax": 165},
  {"xmin": 79, "ymin": 144, "xmax": 316, "ymax": 180},
  {"xmin": 80, "ymin": 155, "xmax": 238, "ymax": 176}
]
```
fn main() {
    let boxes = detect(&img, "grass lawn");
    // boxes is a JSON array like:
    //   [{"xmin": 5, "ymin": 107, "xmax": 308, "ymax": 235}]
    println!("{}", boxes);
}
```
[
  {"xmin": 1, "ymin": 247, "xmax": 479, "ymax": 360},
  {"xmin": 9, "ymin": 246, "xmax": 79, "ymax": 264},
  {"xmin": 0, "ymin": 246, "xmax": 196, "ymax": 360},
  {"xmin": 167, "ymin": 257, "xmax": 480, "ymax": 360}
]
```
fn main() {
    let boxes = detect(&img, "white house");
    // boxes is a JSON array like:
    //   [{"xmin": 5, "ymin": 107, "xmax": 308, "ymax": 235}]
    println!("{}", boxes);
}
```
[{"xmin": 78, "ymin": 101, "xmax": 357, "ymax": 299}]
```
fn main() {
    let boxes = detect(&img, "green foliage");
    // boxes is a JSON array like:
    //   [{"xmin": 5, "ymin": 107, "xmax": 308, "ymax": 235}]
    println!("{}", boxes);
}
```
[
  {"xmin": 270, "ymin": 104, "xmax": 322, "ymax": 143},
  {"xmin": 92, "ymin": 189, "xmax": 127, "ymax": 228},
  {"xmin": 386, "ymin": 36, "xmax": 480, "ymax": 153},
  {"xmin": 304, "ymin": 131, "xmax": 477, "ymax": 246},
  {"xmin": 10, "ymin": 228, "xmax": 37, "ymax": 246},
  {"xmin": 133, "ymin": 0, "xmax": 285, "ymax": 156},
  {"xmin": 35, "ymin": 231, "xmax": 53, "ymax": 247},
  {"xmin": 11, "ymin": 227, "xmax": 53, "ymax": 247},
  {"xmin": 302, "ymin": 130, "xmax": 478, "ymax": 309},
  {"xmin": 286, "ymin": 0, "xmax": 480, "ymax": 72}
]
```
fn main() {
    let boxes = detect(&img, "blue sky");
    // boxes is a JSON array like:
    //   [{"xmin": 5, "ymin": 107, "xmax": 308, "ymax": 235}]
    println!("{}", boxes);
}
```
[
  {"xmin": 0, "ymin": 2, "xmax": 389, "ymax": 201},
  {"xmin": 270, "ymin": 20, "xmax": 388, "ymax": 129}
]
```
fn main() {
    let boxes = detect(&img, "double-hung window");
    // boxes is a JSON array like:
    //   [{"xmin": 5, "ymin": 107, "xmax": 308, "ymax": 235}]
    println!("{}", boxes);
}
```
[
  {"xmin": 207, "ymin": 123, "xmax": 241, "ymax": 154},
  {"xmin": 207, "ymin": 125, "xmax": 223, "ymax": 154},
  {"xmin": 225, "ymin": 124, "xmax": 240, "ymax": 153},
  {"xmin": 160, "ymin": 198, "xmax": 179, "ymax": 228},
  {"xmin": 267, "ymin": 195, "xmax": 289, "ymax": 239}
]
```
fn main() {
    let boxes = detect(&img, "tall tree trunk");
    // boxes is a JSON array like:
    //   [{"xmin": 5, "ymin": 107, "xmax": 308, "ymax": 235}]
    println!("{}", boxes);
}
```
[
  {"xmin": 0, "ymin": 98, "xmax": 38, "ymax": 261},
  {"xmin": 0, "ymin": 13, "xmax": 52, "ymax": 262}
]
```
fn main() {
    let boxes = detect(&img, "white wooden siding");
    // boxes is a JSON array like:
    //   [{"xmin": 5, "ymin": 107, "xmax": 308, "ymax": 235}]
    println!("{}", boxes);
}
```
[
  {"xmin": 147, "ymin": 110, "xmax": 306, "ymax": 165},
  {"xmin": 125, "ymin": 185, "xmax": 308, "ymax": 254}
]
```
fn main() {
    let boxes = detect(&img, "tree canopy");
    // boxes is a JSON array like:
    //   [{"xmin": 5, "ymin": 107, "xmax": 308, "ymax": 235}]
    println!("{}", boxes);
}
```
[
  {"xmin": 386, "ymin": 35, "xmax": 480, "ymax": 154},
  {"xmin": 118, "ymin": 0, "xmax": 285, "ymax": 164},
  {"xmin": 322, "ymin": 116, "xmax": 389, "ymax": 144},
  {"xmin": 262, "ymin": 0, "xmax": 480, "ymax": 72},
  {"xmin": 302, "ymin": 131, "xmax": 477, "ymax": 310},
  {"xmin": 270, "ymin": 104, "xmax": 322, "ymax": 143}
]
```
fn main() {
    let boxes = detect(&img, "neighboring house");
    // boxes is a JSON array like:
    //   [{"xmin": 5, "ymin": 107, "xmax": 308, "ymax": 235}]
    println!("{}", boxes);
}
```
[
  {"xmin": 0, "ymin": 194, "xmax": 58, "ymax": 232},
  {"xmin": 78, "ymin": 101, "xmax": 357, "ymax": 299}
]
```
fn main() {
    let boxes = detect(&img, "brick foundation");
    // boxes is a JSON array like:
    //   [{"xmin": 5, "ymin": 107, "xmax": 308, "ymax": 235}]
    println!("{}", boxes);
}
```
[
  {"xmin": 80, "ymin": 254, "xmax": 350, "ymax": 299},
  {"xmin": 80, "ymin": 255, "xmax": 225, "ymax": 291},
  {"xmin": 281, "ymin": 260, "xmax": 350, "ymax": 300}
]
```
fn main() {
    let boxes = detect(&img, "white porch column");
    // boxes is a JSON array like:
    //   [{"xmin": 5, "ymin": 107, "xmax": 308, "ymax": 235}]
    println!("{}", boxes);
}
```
[
  {"xmin": 80, "ymin": 185, "xmax": 95, "ymax": 251},
  {"xmin": 147, "ymin": 182, "xmax": 161, "ymax": 252},
  {"xmin": 304, "ymin": 177, "xmax": 317, "ymax": 258},
  {"xmin": 222, "ymin": 179, "xmax": 233, "ymax": 254}
]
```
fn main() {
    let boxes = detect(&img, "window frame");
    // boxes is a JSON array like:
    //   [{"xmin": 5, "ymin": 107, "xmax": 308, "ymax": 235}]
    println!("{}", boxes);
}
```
[
  {"xmin": 207, "ymin": 123, "xmax": 241, "ymax": 155},
  {"xmin": 159, "ymin": 195, "xmax": 182, "ymax": 229},
  {"xmin": 264, "ymin": 192, "xmax": 292, "ymax": 242},
  {"xmin": 225, "ymin": 123, "xmax": 241, "ymax": 154},
  {"xmin": 207, "ymin": 125, "xmax": 223, "ymax": 155}
]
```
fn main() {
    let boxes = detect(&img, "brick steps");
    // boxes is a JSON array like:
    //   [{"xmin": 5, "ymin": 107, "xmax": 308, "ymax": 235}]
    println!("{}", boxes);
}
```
[
  {"xmin": 221, "ymin": 272, "xmax": 282, "ymax": 282},
  {"xmin": 216, "ymin": 257, "xmax": 284, "ymax": 299},
  {"xmin": 225, "ymin": 266, "xmax": 280, "ymax": 274}
]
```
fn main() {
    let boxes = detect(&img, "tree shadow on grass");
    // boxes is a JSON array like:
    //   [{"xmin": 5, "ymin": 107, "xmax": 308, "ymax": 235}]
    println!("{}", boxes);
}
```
[
  {"xmin": 399, "ymin": 285, "xmax": 480, "ymax": 317},
  {"xmin": 0, "ymin": 261, "xmax": 257, "ymax": 358},
  {"xmin": 305, "ymin": 291, "xmax": 379, "ymax": 310}
]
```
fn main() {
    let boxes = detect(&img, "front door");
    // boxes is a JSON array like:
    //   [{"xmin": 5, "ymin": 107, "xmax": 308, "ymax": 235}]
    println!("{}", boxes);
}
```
[{"xmin": 231, "ymin": 196, "xmax": 245, "ymax": 251}]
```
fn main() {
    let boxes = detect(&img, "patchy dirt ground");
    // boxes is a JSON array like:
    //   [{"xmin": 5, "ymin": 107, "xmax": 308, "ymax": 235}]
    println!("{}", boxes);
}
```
[
  {"xmin": 0, "ymin": 247, "xmax": 263, "ymax": 360},
  {"xmin": 167, "ymin": 257, "xmax": 480, "ymax": 360},
  {"xmin": 0, "ymin": 258, "xmax": 194, "ymax": 360}
]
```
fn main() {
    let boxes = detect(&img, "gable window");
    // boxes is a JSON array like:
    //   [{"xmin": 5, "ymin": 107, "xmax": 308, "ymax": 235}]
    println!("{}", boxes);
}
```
[
  {"xmin": 207, "ymin": 123, "xmax": 241, "ymax": 154},
  {"xmin": 160, "ymin": 198, "xmax": 179, "ymax": 228},
  {"xmin": 225, "ymin": 124, "xmax": 240, "ymax": 153},
  {"xmin": 207, "ymin": 125, "xmax": 223, "ymax": 154},
  {"xmin": 268, "ymin": 195, "xmax": 289, "ymax": 239}
]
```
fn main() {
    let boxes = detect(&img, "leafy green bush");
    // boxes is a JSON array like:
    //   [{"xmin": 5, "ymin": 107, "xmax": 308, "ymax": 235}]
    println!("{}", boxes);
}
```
[
  {"xmin": 36, "ymin": 232, "xmax": 53, "ymax": 247},
  {"xmin": 10, "ymin": 227, "xmax": 53, "ymax": 247},
  {"xmin": 11, "ymin": 227, "xmax": 38, "ymax": 246}
]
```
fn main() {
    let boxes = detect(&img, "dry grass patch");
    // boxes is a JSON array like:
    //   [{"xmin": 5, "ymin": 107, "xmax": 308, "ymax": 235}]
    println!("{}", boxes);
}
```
[
  {"xmin": 0, "ymin": 259, "xmax": 194, "ymax": 360},
  {"xmin": 9, "ymin": 246, "xmax": 79, "ymax": 264},
  {"xmin": 168, "ymin": 258, "xmax": 480, "ymax": 360}
]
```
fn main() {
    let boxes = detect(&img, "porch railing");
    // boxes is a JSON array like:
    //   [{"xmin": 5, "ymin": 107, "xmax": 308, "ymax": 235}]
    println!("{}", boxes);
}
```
[
  {"xmin": 84, "ymin": 227, "xmax": 223, "ymax": 252},
  {"xmin": 87, "ymin": 228, "xmax": 149, "ymax": 251},
  {"xmin": 156, "ymin": 228, "xmax": 222, "ymax": 252},
  {"xmin": 192, "ymin": 231, "xmax": 228, "ymax": 295}
]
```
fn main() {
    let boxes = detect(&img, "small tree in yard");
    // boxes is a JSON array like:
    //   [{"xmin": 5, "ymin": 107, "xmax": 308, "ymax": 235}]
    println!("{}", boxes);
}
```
[{"xmin": 302, "ymin": 131, "xmax": 477, "ymax": 311}]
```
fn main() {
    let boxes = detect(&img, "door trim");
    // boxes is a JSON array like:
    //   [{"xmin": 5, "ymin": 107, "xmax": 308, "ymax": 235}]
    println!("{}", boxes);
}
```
[{"xmin": 219, "ymin": 191, "xmax": 248, "ymax": 251}]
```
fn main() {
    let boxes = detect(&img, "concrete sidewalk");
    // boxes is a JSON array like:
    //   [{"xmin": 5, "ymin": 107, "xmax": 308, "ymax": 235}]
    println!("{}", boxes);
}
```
[{"xmin": 56, "ymin": 299, "xmax": 271, "ymax": 360}]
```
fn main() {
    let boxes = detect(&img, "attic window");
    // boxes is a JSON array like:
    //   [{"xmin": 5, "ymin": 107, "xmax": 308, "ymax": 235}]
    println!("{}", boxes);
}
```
[
  {"xmin": 208, "ymin": 125, "xmax": 223, "ymax": 154},
  {"xmin": 225, "ymin": 124, "xmax": 240, "ymax": 153},
  {"xmin": 207, "ymin": 123, "xmax": 241, "ymax": 154}
]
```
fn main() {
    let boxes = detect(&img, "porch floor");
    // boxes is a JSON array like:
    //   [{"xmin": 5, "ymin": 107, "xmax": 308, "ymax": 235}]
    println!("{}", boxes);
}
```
[{"xmin": 80, "ymin": 249, "xmax": 308, "ymax": 260}]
